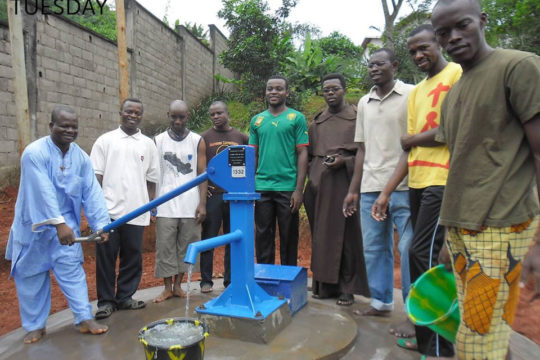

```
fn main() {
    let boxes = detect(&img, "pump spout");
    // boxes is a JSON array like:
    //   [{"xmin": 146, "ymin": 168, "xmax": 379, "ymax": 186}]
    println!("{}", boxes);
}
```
[{"xmin": 184, "ymin": 229, "xmax": 243, "ymax": 264}]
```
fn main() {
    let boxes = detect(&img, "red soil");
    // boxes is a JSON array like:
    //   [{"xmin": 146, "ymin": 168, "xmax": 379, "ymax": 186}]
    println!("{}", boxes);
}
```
[{"xmin": 1, "ymin": 185, "xmax": 539, "ymax": 345}]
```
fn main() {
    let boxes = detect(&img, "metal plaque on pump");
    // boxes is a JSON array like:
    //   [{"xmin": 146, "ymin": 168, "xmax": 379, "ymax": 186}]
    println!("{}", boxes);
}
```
[{"xmin": 228, "ymin": 146, "xmax": 246, "ymax": 178}]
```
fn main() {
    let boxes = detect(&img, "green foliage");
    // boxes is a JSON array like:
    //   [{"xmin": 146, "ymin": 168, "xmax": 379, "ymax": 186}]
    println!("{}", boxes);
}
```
[
  {"xmin": 482, "ymin": 0, "xmax": 539, "ymax": 54},
  {"xmin": 65, "ymin": 1, "xmax": 117, "ymax": 41},
  {"xmin": 389, "ymin": 10, "xmax": 431, "ymax": 85},
  {"xmin": 282, "ymin": 30, "xmax": 366, "ymax": 93},
  {"xmin": 301, "ymin": 94, "xmax": 327, "ymax": 124},
  {"xmin": 187, "ymin": 92, "xmax": 265, "ymax": 134},
  {"xmin": 284, "ymin": 33, "xmax": 333, "ymax": 92},
  {"xmin": 218, "ymin": 0, "xmax": 295, "ymax": 99},
  {"xmin": 315, "ymin": 31, "xmax": 362, "ymax": 58},
  {"xmin": 183, "ymin": 21, "xmax": 210, "ymax": 47},
  {"xmin": 0, "ymin": 2, "xmax": 7, "ymax": 22},
  {"xmin": 33, "ymin": 0, "xmax": 118, "ymax": 41}
]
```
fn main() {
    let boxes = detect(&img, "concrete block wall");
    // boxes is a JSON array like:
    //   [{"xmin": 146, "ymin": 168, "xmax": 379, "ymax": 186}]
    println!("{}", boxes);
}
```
[
  {"xmin": 34, "ymin": 14, "xmax": 121, "ymax": 152},
  {"xmin": 0, "ymin": 0, "xmax": 236, "ymax": 186},
  {"xmin": 129, "ymin": 3, "xmax": 182, "ymax": 131},
  {"xmin": 176, "ymin": 25, "xmax": 214, "ymax": 107},
  {"xmin": 0, "ymin": 23, "xmax": 19, "ymax": 184},
  {"xmin": 210, "ymin": 24, "xmax": 237, "ymax": 93}
]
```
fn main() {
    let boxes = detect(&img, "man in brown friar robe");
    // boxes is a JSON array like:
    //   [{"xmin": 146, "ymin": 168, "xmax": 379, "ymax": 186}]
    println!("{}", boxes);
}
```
[{"xmin": 304, "ymin": 73, "xmax": 370, "ymax": 306}]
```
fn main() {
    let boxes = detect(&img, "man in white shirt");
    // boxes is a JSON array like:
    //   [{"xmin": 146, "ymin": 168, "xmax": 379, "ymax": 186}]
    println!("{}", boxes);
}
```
[
  {"xmin": 343, "ymin": 49, "xmax": 414, "ymax": 317},
  {"xmin": 90, "ymin": 98, "xmax": 160, "ymax": 319},
  {"xmin": 152, "ymin": 100, "xmax": 207, "ymax": 303}
]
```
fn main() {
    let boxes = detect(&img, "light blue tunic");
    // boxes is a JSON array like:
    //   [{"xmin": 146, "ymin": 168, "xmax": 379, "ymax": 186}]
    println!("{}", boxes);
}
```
[{"xmin": 5, "ymin": 136, "xmax": 110, "ymax": 330}]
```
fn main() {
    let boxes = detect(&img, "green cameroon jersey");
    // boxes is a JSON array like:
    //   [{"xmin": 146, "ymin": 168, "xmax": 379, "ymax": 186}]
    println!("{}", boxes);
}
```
[{"xmin": 249, "ymin": 108, "xmax": 309, "ymax": 191}]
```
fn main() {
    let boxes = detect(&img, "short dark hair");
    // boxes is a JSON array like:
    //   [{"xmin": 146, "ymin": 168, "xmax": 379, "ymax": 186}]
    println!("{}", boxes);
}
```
[
  {"xmin": 321, "ymin": 73, "xmax": 346, "ymax": 89},
  {"xmin": 209, "ymin": 100, "xmax": 229, "ymax": 112},
  {"xmin": 371, "ymin": 48, "xmax": 396, "ymax": 62},
  {"xmin": 408, "ymin": 24, "xmax": 435, "ymax": 38},
  {"xmin": 267, "ymin": 75, "xmax": 289, "ymax": 90},
  {"xmin": 121, "ymin": 97, "xmax": 143, "ymax": 112},
  {"xmin": 51, "ymin": 105, "xmax": 76, "ymax": 123}
]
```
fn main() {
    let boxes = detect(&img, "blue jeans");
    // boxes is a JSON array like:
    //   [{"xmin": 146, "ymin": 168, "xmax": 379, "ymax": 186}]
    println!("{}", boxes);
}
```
[{"xmin": 360, "ymin": 191, "xmax": 413, "ymax": 311}]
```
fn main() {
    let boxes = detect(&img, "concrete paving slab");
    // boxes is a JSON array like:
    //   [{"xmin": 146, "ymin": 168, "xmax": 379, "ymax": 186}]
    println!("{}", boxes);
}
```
[{"xmin": 1, "ymin": 280, "xmax": 538, "ymax": 360}]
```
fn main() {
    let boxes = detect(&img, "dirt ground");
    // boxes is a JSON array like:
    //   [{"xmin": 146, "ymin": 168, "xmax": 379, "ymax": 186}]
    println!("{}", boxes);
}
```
[{"xmin": 1, "ymin": 185, "xmax": 540, "ymax": 346}]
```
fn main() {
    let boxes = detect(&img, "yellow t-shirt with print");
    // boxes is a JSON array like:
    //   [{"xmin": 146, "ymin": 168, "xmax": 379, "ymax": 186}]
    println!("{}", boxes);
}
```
[{"xmin": 407, "ymin": 62, "xmax": 462, "ymax": 188}]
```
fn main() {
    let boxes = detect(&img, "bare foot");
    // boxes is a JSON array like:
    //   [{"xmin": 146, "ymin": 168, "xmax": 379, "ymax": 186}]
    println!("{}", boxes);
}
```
[
  {"xmin": 389, "ymin": 319, "xmax": 415, "ymax": 338},
  {"xmin": 173, "ymin": 287, "xmax": 187, "ymax": 298},
  {"xmin": 23, "ymin": 329, "xmax": 45, "ymax": 344},
  {"xmin": 76, "ymin": 320, "xmax": 108, "ymax": 335},
  {"xmin": 153, "ymin": 289, "xmax": 174, "ymax": 303},
  {"xmin": 354, "ymin": 307, "xmax": 391, "ymax": 317}
]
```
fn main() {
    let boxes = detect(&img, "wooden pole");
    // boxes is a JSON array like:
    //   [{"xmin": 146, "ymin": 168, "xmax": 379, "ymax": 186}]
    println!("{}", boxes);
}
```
[
  {"xmin": 7, "ymin": 0, "xmax": 32, "ymax": 155},
  {"xmin": 115, "ymin": 0, "xmax": 129, "ymax": 107}
]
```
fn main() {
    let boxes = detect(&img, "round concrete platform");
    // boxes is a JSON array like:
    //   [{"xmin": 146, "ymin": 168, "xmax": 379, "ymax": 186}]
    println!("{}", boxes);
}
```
[
  {"xmin": 203, "ymin": 301, "xmax": 356, "ymax": 360},
  {"xmin": 2, "ymin": 281, "xmax": 539, "ymax": 360},
  {"xmin": 0, "ymin": 283, "xmax": 356, "ymax": 360}
]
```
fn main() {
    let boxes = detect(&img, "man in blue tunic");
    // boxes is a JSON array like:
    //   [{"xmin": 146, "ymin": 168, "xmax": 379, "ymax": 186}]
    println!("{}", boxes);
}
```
[{"xmin": 5, "ymin": 105, "xmax": 110, "ymax": 344}]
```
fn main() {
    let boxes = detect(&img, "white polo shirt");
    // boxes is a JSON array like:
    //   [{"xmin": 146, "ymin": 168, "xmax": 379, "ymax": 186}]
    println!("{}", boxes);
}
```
[
  {"xmin": 355, "ymin": 80, "xmax": 414, "ymax": 193},
  {"xmin": 90, "ymin": 127, "xmax": 160, "ymax": 226}
]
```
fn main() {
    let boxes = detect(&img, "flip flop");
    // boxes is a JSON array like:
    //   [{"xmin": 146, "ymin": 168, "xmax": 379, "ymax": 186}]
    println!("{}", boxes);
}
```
[
  {"xmin": 396, "ymin": 337, "xmax": 418, "ymax": 351},
  {"xmin": 95, "ymin": 303, "xmax": 115, "ymax": 319},
  {"xmin": 117, "ymin": 299, "xmax": 146, "ymax": 310}
]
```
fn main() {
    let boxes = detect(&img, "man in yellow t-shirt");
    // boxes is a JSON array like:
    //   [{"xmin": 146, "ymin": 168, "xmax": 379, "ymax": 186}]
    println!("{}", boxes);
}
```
[{"xmin": 370, "ymin": 24, "xmax": 461, "ymax": 359}]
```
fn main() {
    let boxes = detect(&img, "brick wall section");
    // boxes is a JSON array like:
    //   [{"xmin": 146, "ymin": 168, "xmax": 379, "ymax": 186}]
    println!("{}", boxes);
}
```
[
  {"xmin": 176, "ymin": 25, "xmax": 214, "ymax": 107},
  {"xmin": 130, "ymin": 4, "xmax": 182, "ymax": 130},
  {"xmin": 0, "ymin": 23, "xmax": 19, "ymax": 184},
  {"xmin": 210, "ymin": 25, "xmax": 237, "ymax": 93},
  {"xmin": 34, "ymin": 15, "xmax": 121, "ymax": 152},
  {"xmin": 0, "ymin": 1, "xmax": 236, "ymax": 185}
]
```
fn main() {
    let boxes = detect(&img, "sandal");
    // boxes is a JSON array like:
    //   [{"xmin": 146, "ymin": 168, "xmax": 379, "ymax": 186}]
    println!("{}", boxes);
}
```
[
  {"xmin": 95, "ymin": 303, "xmax": 116, "ymax": 319},
  {"xmin": 396, "ymin": 337, "xmax": 418, "ymax": 351},
  {"xmin": 336, "ymin": 293, "xmax": 354, "ymax": 306},
  {"xmin": 117, "ymin": 299, "xmax": 146, "ymax": 310},
  {"xmin": 201, "ymin": 284, "xmax": 213, "ymax": 293}
]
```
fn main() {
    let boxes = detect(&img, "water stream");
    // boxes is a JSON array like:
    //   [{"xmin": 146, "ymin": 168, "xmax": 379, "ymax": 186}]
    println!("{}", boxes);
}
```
[{"xmin": 185, "ymin": 264, "xmax": 193, "ymax": 318}]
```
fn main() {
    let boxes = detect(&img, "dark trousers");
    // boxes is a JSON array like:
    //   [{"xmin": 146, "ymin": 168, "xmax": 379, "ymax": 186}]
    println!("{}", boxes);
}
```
[
  {"xmin": 255, "ymin": 191, "xmax": 299, "ymax": 266},
  {"xmin": 409, "ymin": 186, "xmax": 454, "ymax": 357},
  {"xmin": 200, "ymin": 193, "xmax": 231, "ymax": 287},
  {"xmin": 96, "ymin": 222, "xmax": 144, "ymax": 307}
]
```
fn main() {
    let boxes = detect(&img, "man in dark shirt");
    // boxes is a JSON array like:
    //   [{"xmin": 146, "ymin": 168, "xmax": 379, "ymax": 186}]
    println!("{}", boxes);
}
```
[{"xmin": 199, "ymin": 101, "xmax": 249, "ymax": 292}]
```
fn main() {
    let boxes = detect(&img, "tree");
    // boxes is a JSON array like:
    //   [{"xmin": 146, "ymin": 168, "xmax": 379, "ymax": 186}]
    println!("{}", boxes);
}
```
[
  {"xmin": 381, "ymin": 0, "xmax": 406, "ymax": 50},
  {"xmin": 482, "ymin": 0, "xmax": 539, "ymax": 54},
  {"xmin": 284, "ymin": 33, "xmax": 348, "ymax": 93},
  {"xmin": 315, "ymin": 32, "xmax": 362, "ymax": 59},
  {"xmin": 218, "ymin": 0, "xmax": 296, "ymax": 99},
  {"xmin": 379, "ymin": 0, "xmax": 432, "ymax": 49}
]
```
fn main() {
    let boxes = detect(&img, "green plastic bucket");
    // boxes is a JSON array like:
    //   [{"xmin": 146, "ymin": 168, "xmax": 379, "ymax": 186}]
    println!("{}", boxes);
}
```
[
  {"xmin": 138, "ymin": 318, "xmax": 209, "ymax": 360},
  {"xmin": 406, "ymin": 264, "xmax": 460, "ymax": 343}
]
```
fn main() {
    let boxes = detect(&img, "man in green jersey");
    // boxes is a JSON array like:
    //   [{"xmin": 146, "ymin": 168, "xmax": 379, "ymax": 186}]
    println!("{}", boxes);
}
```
[{"xmin": 249, "ymin": 75, "xmax": 309, "ymax": 266}]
